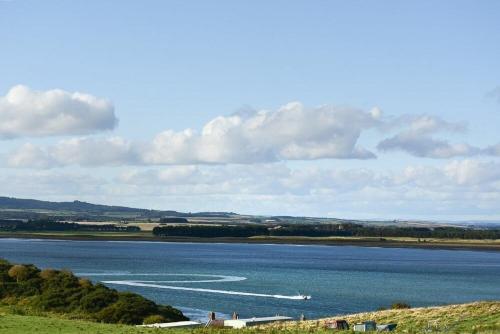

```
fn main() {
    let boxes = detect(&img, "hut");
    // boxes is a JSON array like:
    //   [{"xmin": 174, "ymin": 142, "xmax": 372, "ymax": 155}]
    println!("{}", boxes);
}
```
[
  {"xmin": 325, "ymin": 319, "xmax": 349, "ymax": 330},
  {"xmin": 353, "ymin": 321, "xmax": 377, "ymax": 332},
  {"xmin": 376, "ymin": 323, "xmax": 397, "ymax": 331},
  {"xmin": 205, "ymin": 311, "xmax": 225, "ymax": 327}
]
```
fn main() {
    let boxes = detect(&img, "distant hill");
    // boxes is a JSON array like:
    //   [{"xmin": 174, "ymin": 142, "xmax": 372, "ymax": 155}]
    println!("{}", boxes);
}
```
[
  {"xmin": 0, "ymin": 196, "xmax": 151, "ymax": 213},
  {"xmin": 2, "ymin": 196, "xmax": 497, "ymax": 228},
  {"xmin": 0, "ymin": 196, "xmax": 236, "ymax": 221}
]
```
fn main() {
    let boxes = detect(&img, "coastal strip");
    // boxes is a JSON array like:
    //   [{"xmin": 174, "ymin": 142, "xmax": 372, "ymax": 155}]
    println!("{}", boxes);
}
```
[{"xmin": 0, "ymin": 232, "xmax": 499, "ymax": 251}]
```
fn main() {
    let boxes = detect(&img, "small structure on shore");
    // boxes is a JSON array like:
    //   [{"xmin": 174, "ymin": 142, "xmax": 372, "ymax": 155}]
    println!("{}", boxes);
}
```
[
  {"xmin": 205, "ymin": 311, "xmax": 225, "ymax": 327},
  {"xmin": 224, "ymin": 315, "xmax": 293, "ymax": 329},
  {"xmin": 377, "ymin": 323, "xmax": 397, "ymax": 331},
  {"xmin": 325, "ymin": 319, "xmax": 349, "ymax": 330},
  {"xmin": 353, "ymin": 321, "xmax": 377, "ymax": 332},
  {"xmin": 138, "ymin": 321, "xmax": 202, "ymax": 328}
]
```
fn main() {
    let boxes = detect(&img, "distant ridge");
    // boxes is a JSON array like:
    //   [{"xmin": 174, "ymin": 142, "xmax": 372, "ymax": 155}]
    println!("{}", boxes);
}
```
[
  {"xmin": 0, "ymin": 196, "xmax": 236, "ymax": 219},
  {"xmin": 1, "ymin": 196, "xmax": 497, "ymax": 227},
  {"xmin": 0, "ymin": 196, "xmax": 149, "ymax": 213}
]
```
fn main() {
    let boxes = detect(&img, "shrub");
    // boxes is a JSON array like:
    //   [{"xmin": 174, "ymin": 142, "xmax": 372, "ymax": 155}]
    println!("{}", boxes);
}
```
[
  {"xmin": 0, "ymin": 258, "xmax": 187, "ymax": 325},
  {"xmin": 143, "ymin": 314, "xmax": 166, "ymax": 324},
  {"xmin": 39, "ymin": 269, "xmax": 58, "ymax": 280},
  {"xmin": 8, "ymin": 265, "xmax": 30, "ymax": 282},
  {"xmin": 97, "ymin": 292, "xmax": 158, "ymax": 324},
  {"xmin": 392, "ymin": 302, "xmax": 411, "ymax": 309},
  {"xmin": 78, "ymin": 278, "xmax": 92, "ymax": 289},
  {"xmin": 80, "ymin": 286, "xmax": 118, "ymax": 313}
]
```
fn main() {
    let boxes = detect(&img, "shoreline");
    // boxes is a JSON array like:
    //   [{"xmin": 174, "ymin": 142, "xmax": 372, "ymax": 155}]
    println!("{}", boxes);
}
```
[{"xmin": 0, "ymin": 232, "xmax": 499, "ymax": 251}]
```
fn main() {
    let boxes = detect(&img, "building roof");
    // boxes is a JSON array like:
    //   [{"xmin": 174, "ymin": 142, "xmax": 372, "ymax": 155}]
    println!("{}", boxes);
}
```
[{"xmin": 138, "ymin": 321, "xmax": 202, "ymax": 328}]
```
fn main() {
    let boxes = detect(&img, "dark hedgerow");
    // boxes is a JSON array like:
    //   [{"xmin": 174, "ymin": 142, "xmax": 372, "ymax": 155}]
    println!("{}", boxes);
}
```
[
  {"xmin": 0, "ymin": 258, "xmax": 187, "ymax": 325},
  {"xmin": 152, "ymin": 223, "xmax": 500, "ymax": 240}
]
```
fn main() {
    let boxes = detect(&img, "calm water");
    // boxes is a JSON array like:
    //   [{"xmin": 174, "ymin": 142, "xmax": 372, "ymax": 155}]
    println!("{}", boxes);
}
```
[{"xmin": 0, "ymin": 238, "xmax": 499, "ymax": 321}]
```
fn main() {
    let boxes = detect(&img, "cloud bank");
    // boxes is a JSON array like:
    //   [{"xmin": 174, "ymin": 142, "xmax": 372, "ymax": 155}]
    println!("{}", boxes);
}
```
[
  {"xmin": 0, "ymin": 85, "xmax": 117, "ymax": 139},
  {"xmin": 2, "ymin": 159, "xmax": 499, "ymax": 219},
  {"xmin": 377, "ymin": 115, "xmax": 481, "ymax": 158},
  {"xmin": 144, "ymin": 102, "xmax": 381, "ymax": 164},
  {"xmin": 5, "ymin": 102, "xmax": 383, "ymax": 167},
  {"xmin": 2, "ymin": 93, "xmax": 499, "ymax": 168}
]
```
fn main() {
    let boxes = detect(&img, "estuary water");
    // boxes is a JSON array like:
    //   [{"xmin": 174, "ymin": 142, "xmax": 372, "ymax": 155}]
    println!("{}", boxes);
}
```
[{"xmin": 0, "ymin": 238, "xmax": 499, "ymax": 321}]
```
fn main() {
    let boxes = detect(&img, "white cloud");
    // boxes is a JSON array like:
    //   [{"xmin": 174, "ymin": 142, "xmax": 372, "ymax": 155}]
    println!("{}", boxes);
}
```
[
  {"xmin": 377, "ymin": 115, "xmax": 481, "ymax": 158},
  {"xmin": 2, "ymin": 159, "xmax": 499, "ymax": 219},
  {"xmin": 116, "ymin": 159, "xmax": 500, "ymax": 197},
  {"xmin": 443, "ymin": 160, "xmax": 500, "ymax": 186},
  {"xmin": 6, "ymin": 137, "xmax": 139, "ymax": 168},
  {"xmin": 5, "ymin": 102, "xmax": 381, "ymax": 167},
  {"xmin": 3, "ymin": 100, "xmax": 498, "ymax": 167},
  {"xmin": 143, "ymin": 102, "xmax": 380, "ymax": 164},
  {"xmin": 0, "ymin": 85, "xmax": 117, "ymax": 138}
]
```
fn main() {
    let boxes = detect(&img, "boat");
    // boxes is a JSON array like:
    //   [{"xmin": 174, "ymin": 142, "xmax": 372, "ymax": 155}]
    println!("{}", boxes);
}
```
[{"xmin": 299, "ymin": 294, "xmax": 311, "ymax": 300}]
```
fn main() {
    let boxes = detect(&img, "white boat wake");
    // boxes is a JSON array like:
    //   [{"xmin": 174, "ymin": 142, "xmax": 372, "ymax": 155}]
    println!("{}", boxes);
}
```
[
  {"xmin": 83, "ymin": 273, "xmax": 309, "ymax": 300},
  {"xmin": 103, "ymin": 280, "xmax": 307, "ymax": 300},
  {"xmin": 80, "ymin": 273, "xmax": 246, "ymax": 283}
]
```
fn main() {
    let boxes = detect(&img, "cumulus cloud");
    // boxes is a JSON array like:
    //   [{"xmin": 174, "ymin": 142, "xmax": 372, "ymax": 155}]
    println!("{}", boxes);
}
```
[
  {"xmin": 5, "ymin": 102, "xmax": 382, "ymax": 167},
  {"xmin": 142, "ymin": 102, "xmax": 380, "ymax": 164},
  {"xmin": 0, "ymin": 85, "xmax": 117, "ymax": 138},
  {"xmin": 3, "ymin": 99, "xmax": 497, "ymax": 167},
  {"xmin": 6, "ymin": 137, "xmax": 139, "ymax": 168},
  {"xmin": 377, "ymin": 115, "xmax": 481, "ymax": 158}
]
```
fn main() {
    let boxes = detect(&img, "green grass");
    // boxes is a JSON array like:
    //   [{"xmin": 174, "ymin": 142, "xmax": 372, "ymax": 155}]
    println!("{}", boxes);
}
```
[
  {"xmin": 1, "ymin": 301, "xmax": 499, "ymax": 334},
  {"xmin": 265, "ymin": 301, "xmax": 500, "ymax": 333},
  {"xmin": 0, "ymin": 313, "xmax": 157, "ymax": 334}
]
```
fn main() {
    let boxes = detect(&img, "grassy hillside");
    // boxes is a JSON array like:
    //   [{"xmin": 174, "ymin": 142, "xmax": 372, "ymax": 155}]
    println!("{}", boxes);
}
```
[
  {"xmin": 265, "ymin": 301, "xmax": 500, "ymax": 333},
  {"xmin": 0, "ymin": 311, "xmax": 158, "ymax": 334},
  {"xmin": 0, "ymin": 301, "xmax": 499, "ymax": 333}
]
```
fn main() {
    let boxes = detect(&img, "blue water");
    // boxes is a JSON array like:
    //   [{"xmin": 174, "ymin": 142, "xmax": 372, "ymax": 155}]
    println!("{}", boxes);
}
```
[{"xmin": 0, "ymin": 239, "xmax": 499, "ymax": 321}]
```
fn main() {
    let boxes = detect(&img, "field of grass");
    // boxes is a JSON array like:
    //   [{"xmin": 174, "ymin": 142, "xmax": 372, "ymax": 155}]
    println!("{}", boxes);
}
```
[
  {"xmin": 1, "ymin": 301, "xmax": 499, "ymax": 334},
  {"xmin": 1, "ymin": 231, "xmax": 499, "ymax": 251},
  {"xmin": 0, "ymin": 313, "xmax": 156, "ymax": 334},
  {"xmin": 249, "ymin": 235, "xmax": 500, "ymax": 250},
  {"xmin": 264, "ymin": 301, "xmax": 500, "ymax": 333}
]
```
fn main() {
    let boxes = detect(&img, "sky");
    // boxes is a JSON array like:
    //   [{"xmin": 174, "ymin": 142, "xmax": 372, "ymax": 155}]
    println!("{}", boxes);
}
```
[{"xmin": 1, "ymin": 0, "xmax": 500, "ymax": 220}]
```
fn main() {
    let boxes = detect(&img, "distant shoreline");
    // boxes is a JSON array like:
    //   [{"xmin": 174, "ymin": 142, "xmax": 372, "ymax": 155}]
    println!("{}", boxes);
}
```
[{"xmin": 0, "ymin": 232, "xmax": 499, "ymax": 251}]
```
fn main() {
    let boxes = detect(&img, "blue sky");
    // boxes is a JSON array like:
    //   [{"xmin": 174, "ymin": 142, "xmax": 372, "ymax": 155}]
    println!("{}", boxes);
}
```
[{"xmin": 1, "ymin": 0, "xmax": 499, "ymax": 220}]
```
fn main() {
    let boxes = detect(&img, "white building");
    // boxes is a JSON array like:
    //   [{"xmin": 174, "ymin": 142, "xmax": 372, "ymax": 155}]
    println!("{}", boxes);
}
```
[
  {"xmin": 224, "ymin": 316, "xmax": 293, "ymax": 329},
  {"xmin": 138, "ymin": 320, "xmax": 203, "ymax": 328}
]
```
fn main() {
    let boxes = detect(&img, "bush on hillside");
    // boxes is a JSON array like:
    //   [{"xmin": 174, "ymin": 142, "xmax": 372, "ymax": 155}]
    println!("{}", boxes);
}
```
[
  {"xmin": 392, "ymin": 302, "xmax": 411, "ymax": 309},
  {"xmin": 143, "ymin": 314, "xmax": 167, "ymax": 324},
  {"xmin": 0, "ymin": 258, "xmax": 187, "ymax": 325}
]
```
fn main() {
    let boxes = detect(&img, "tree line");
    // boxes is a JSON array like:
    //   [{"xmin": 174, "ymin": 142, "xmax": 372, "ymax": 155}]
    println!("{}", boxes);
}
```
[
  {"xmin": 152, "ymin": 223, "xmax": 500, "ymax": 240},
  {"xmin": 0, "ymin": 258, "xmax": 186, "ymax": 325},
  {"xmin": 0, "ymin": 220, "xmax": 140, "ymax": 232}
]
